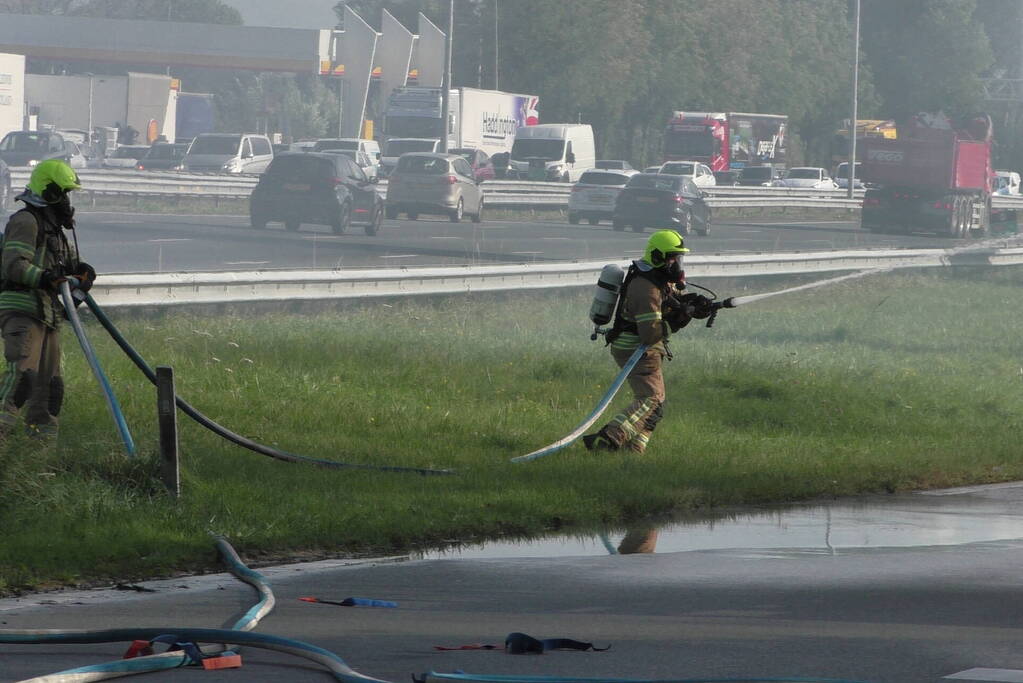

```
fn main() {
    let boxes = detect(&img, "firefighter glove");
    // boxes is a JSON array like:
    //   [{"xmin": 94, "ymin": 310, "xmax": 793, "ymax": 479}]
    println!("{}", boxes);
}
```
[
  {"xmin": 73, "ymin": 261, "xmax": 96, "ymax": 292},
  {"xmin": 680, "ymin": 292, "xmax": 715, "ymax": 319}
]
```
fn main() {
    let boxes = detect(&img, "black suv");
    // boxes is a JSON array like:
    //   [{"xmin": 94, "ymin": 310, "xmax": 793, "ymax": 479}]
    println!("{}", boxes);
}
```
[{"xmin": 250, "ymin": 152, "xmax": 383, "ymax": 235}]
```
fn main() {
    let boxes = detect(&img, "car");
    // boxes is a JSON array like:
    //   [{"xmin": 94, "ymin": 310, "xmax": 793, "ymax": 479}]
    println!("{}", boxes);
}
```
[
  {"xmin": 181, "ymin": 133, "xmax": 274, "ymax": 173},
  {"xmin": 312, "ymin": 138, "xmax": 382, "ymax": 164},
  {"xmin": 657, "ymin": 160, "xmax": 717, "ymax": 188},
  {"xmin": 379, "ymin": 138, "xmax": 441, "ymax": 177},
  {"xmin": 102, "ymin": 145, "xmax": 150, "ymax": 169},
  {"xmin": 136, "ymin": 143, "xmax": 189, "ymax": 170},
  {"xmin": 63, "ymin": 140, "xmax": 88, "ymax": 169},
  {"xmin": 773, "ymin": 167, "xmax": 838, "ymax": 189},
  {"xmin": 567, "ymin": 168, "xmax": 639, "ymax": 225},
  {"xmin": 737, "ymin": 165, "xmax": 783, "ymax": 187},
  {"xmin": 713, "ymin": 170, "xmax": 740, "ymax": 186},
  {"xmin": 994, "ymin": 170, "xmax": 1021, "ymax": 195},
  {"xmin": 450, "ymin": 147, "xmax": 496, "ymax": 182},
  {"xmin": 0, "ymin": 131, "xmax": 70, "ymax": 168},
  {"xmin": 249, "ymin": 152, "xmax": 383, "ymax": 236},
  {"xmin": 833, "ymin": 162, "xmax": 865, "ymax": 189},
  {"xmin": 612, "ymin": 172, "xmax": 711, "ymax": 236},
  {"xmin": 0, "ymin": 157, "xmax": 11, "ymax": 213},
  {"xmin": 289, "ymin": 141, "xmax": 317, "ymax": 153},
  {"xmin": 385, "ymin": 152, "xmax": 483, "ymax": 223},
  {"xmin": 320, "ymin": 148, "xmax": 380, "ymax": 180},
  {"xmin": 595, "ymin": 159, "xmax": 634, "ymax": 171},
  {"xmin": 643, "ymin": 165, "xmax": 662, "ymax": 174}
]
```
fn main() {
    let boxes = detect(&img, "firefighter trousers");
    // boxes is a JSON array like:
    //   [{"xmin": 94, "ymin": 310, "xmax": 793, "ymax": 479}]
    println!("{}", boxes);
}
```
[
  {"xmin": 0, "ymin": 314, "xmax": 63, "ymax": 439},
  {"xmin": 601, "ymin": 346, "xmax": 665, "ymax": 453}
]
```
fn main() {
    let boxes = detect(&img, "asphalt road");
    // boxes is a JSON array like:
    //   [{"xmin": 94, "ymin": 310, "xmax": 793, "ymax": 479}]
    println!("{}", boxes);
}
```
[
  {"xmin": 4, "ymin": 484, "xmax": 1023, "ymax": 682},
  {"xmin": 61, "ymin": 210, "xmax": 987, "ymax": 274}
]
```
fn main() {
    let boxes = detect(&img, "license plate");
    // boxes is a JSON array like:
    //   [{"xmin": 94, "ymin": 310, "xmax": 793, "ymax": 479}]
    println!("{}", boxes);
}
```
[
  {"xmin": 284, "ymin": 183, "xmax": 310, "ymax": 191},
  {"xmin": 591, "ymin": 194, "xmax": 612, "ymax": 203},
  {"xmin": 638, "ymin": 196, "xmax": 658, "ymax": 203}
]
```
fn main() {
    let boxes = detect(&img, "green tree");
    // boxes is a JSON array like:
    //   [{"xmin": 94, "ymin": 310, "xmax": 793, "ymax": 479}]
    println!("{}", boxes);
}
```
[{"xmin": 861, "ymin": 0, "xmax": 993, "ymax": 122}]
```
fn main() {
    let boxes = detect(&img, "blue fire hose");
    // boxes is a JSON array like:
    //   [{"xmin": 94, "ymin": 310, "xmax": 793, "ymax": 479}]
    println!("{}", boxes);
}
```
[
  {"xmin": 59, "ymin": 280, "xmax": 135, "ymax": 457},
  {"xmin": 511, "ymin": 344, "xmax": 647, "ymax": 463}
]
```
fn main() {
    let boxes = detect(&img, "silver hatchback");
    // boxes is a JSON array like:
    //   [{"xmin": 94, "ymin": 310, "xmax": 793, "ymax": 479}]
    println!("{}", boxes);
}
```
[{"xmin": 385, "ymin": 153, "xmax": 484, "ymax": 223}]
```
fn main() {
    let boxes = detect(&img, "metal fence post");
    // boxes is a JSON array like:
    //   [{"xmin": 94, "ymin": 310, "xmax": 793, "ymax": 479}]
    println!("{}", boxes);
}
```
[{"xmin": 156, "ymin": 365, "xmax": 180, "ymax": 497}]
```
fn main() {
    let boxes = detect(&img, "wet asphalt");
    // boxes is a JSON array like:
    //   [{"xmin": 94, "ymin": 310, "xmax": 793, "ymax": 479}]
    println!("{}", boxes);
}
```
[{"xmin": 3, "ymin": 483, "xmax": 1023, "ymax": 682}]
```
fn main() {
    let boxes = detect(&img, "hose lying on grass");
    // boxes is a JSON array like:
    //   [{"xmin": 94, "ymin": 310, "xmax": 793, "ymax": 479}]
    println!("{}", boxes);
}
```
[{"xmin": 82, "ymin": 292, "xmax": 453, "ymax": 476}]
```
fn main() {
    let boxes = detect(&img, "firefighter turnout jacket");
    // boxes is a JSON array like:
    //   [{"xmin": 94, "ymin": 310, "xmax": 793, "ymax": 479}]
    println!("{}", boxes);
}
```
[{"xmin": 0, "ymin": 208, "xmax": 76, "ymax": 328}]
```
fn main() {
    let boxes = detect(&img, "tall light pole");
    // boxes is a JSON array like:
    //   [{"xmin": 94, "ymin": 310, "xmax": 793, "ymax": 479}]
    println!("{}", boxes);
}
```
[
  {"xmin": 493, "ymin": 0, "xmax": 499, "ymax": 90},
  {"xmin": 85, "ymin": 72, "xmax": 94, "ymax": 141},
  {"xmin": 847, "ymin": 0, "xmax": 861, "ymax": 200},
  {"xmin": 440, "ymin": 0, "xmax": 453, "ymax": 153}
]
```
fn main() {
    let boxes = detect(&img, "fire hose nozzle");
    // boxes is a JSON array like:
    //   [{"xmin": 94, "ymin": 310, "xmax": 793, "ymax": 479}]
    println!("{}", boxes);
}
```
[{"xmin": 721, "ymin": 297, "xmax": 736, "ymax": 308}]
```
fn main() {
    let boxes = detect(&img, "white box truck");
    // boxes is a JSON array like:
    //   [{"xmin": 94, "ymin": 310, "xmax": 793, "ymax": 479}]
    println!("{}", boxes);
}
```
[
  {"xmin": 383, "ymin": 86, "xmax": 539, "ymax": 157},
  {"xmin": 0, "ymin": 53, "xmax": 26, "ymax": 142}
]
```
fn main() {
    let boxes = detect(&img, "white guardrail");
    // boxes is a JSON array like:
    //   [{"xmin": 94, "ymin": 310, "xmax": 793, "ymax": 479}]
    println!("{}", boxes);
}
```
[
  {"xmin": 91, "ymin": 244, "xmax": 1023, "ymax": 308},
  {"xmin": 16, "ymin": 168, "xmax": 1023, "ymax": 211}
]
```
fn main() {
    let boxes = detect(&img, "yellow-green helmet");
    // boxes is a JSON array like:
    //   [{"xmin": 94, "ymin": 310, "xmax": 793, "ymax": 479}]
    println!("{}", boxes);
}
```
[
  {"xmin": 643, "ymin": 229, "xmax": 689, "ymax": 267},
  {"xmin": 26, "ymin": 159, "xmax": 82, "ymax": 202}
]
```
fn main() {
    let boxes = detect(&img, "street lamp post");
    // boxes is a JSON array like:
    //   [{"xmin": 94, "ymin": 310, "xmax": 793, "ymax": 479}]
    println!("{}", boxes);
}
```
[
  {"xmin": 440, "ymin": 0, "xmax": 453, "ymax": 153},
  {"xmin": 847, "ymin": 0, "xmax": 861, "ymax": 200},
  {"xmin": 86, "ymin": 72, "xmax": 94, "ymax": 142}
]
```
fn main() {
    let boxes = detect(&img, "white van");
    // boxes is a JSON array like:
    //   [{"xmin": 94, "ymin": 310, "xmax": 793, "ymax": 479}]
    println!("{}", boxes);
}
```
[
  {"xmin": 379, "ymin": 138, "xmax": 441, "ymax": 176},
  {"xmin": 313, "ymin": 138, "xmax": 382, "ymax": 163},
  {"xmin": 182, "ymin": 133, "xmax": 274, "ymax": 174},
  {"xmin": 508, "ymin": 124, "xmax": 595, "ymax": 182}
]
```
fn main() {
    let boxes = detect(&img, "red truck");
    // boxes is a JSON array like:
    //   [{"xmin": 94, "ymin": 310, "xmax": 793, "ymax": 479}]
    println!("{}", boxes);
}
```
[
  {"xmin": 860, "ymin": 113, "xmax": 993, "ymax": 237},
  {"xmin": 663, "ymin": 112, "xmax": 788, "ymax": 172}
]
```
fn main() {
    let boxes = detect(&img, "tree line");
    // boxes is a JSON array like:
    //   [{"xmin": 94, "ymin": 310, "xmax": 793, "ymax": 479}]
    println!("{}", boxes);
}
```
[{"xmin": 7, "ymin": 0, "xmax": 1023, "ymax": 170}]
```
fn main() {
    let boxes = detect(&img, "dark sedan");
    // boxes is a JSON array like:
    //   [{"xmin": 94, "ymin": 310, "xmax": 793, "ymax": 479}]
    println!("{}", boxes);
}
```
[
  {"xmin": 250, "ymin": 152, "xmax": 383, "ymax": 235},
  {"xmin": 612, "ymin": 173, "xmax": 711, "ymax": 236},
  {"xmin": 135, "ymin": 143, "xmax": 189, "ymax": 170}
]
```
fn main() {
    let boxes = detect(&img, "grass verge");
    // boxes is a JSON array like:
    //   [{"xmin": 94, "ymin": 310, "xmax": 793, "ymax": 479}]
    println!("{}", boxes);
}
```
[{"xmin": 2, "ymin": 267, "xmax": 1023, "ymax": 594}]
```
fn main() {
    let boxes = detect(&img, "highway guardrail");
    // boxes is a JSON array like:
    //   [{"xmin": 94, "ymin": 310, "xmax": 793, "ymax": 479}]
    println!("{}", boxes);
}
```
[
  {"xmin": 89, "ymin": 243, "xmax": 1023, "ymax": 308},
  {"xmin": 9, "ymin": 169, "xmax": 1022, "ymax": 211}
]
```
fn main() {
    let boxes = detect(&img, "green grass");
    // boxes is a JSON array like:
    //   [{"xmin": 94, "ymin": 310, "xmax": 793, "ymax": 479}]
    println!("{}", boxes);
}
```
[{"xmin": 3, "ymin": 267, "xmax": 1023, "ymax": 594}]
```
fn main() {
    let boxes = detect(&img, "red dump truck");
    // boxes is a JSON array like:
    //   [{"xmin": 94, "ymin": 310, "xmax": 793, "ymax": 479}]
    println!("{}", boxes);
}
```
[{"xmin": 860, "ymin": 113, "xmax": 993, "ymax": 237}]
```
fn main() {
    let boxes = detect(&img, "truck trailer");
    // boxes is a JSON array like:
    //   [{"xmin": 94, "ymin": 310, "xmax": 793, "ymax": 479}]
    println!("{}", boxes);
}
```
[
  {"xmin": 383, "ymin": 86, "xmax": 539, "ymax": 157},
  {"xmin": 663, "ymin": 111, "xmax": 787, "ymax": 171},
  {"xmin": 860, "ymin": 113, "xmax": 993, "ymax": 238}
]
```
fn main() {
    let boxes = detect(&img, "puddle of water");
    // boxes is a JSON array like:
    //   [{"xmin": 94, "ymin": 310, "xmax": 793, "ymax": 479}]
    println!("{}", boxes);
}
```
[{"xmin": 417, "ymin": 488, "xmax": 1023, "ymax": 560}]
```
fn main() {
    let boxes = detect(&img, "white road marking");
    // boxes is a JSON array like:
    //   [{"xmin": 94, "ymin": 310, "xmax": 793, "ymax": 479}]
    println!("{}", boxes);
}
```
[
  {"xmin": 542, "ymin": 237, "xmax": 570, "ymax": 240},
  {"xmin": 945, "ymin": 668, "xmax": 1023, "ymax": 681},
  {"xmin": 379, "ymin": 254, "xmax": 419, "ymax": 259},
  {"xmin": 511, "ymin": 251, "xmax": 543, "ymax": 255},
  {"xmin": 918, "ymin": 481, "xmax": 1023, "ymax": 496},
  {"xmin": 147, "ymin": 238, "xmax": 191, "ymax": 243},
  {"xmin": 301, "ymin": 236, "xmax": 343, "ymax": 241},
  {"xmin": 429, "ymin": 236, "xmax": 462, "ymax": 239},
  {"xmin": 223, "ymin": 261, "xmax": 271, "ymax": 266},
  {"xmin": 730, "ymin": 220, "xmax": 855, "ymax": 226}
]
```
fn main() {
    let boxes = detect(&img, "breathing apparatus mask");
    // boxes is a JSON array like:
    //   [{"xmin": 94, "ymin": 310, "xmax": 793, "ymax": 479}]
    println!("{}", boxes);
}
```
[{"xmin": 41, "ymin": 182, "xmax": 76, "ymax": 230}]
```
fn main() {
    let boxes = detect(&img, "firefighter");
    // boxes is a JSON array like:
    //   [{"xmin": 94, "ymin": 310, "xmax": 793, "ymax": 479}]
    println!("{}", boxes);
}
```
[
  {"xmin": 0, "ymin": 159, "xmax": 95, "ymax": 442},
  {"xmin": 583, "ymin": 229, "xmax": 708, "ymax": 454}
]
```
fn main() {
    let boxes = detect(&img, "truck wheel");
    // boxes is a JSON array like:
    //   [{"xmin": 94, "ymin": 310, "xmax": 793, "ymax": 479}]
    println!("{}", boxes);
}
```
[
  {"xmin": 612, "ymin": 220, "xmax": 625, "ymax": 232},
  {"xmin": 587, "ymin": 217, "xmax": 600, "ymax": 226},
  {"xmin": 568, "ymin": 212, "xmax": 580, "ymax": 225},
  {"xmin": 385, "ymin": 205, "xmax": 398, "ymax": 220}
]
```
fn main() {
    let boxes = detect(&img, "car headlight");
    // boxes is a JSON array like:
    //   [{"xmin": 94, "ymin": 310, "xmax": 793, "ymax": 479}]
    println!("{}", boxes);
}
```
[{"xmin": 27, "ymin": 159, "xmax": 38, "ymax": 167}]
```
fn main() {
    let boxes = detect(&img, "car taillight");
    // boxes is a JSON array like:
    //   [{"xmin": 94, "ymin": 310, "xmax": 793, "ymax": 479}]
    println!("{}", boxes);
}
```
[
  {"xmin": 331, "ymin": 177, "xmax": 345, "ymax": 185},
  {"xmin": 934, "ymin": 201, "xmax": 953, "ymax": 210},
  {"xmin": 445, "ymin": 175, "xmax": 457, "ymax": 184},
  {"xmin": 673, "ymin": 195, "xmax": 683, "ymax": 202},
  {"xmin": 571, "ymin": 185, "xmax": 583, "ymax": 192},
  {"xmin": 136, "ymin": 164, "xmax": 144, "ymax": 170}
]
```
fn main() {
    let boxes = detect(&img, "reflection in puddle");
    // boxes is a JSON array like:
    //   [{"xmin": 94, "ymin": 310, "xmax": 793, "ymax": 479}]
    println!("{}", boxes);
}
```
[{"xmin": 417, "ymin": 488, "xmax": 1023, "ymax": 560}]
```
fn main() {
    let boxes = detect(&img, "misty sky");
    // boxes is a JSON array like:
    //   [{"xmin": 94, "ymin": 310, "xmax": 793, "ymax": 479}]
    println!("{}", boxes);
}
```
[{"xmin": 223, "ymin": 0, "xmax": 339, "ymax": 29}]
